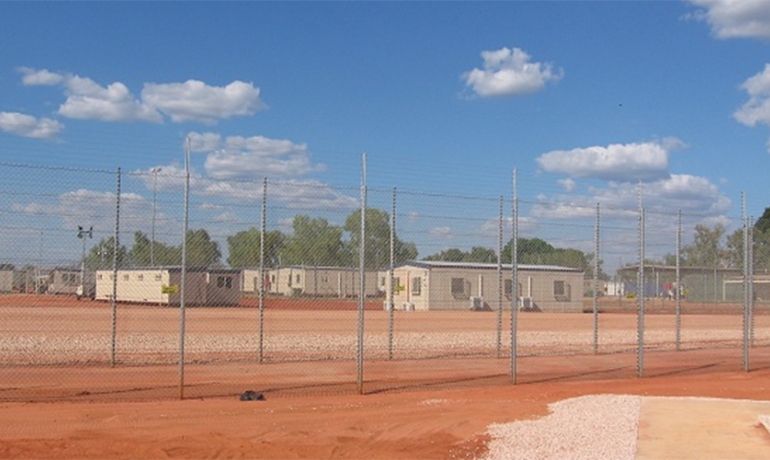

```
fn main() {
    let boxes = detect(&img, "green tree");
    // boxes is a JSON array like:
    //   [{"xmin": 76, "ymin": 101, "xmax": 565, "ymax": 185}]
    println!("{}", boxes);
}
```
[
  {"xmin": 682, "ymin": 224, "xmax": 726, "ymax": 267},
  {"xmin": 128, "ymin": 229, "xmax": 220, "ymax": 268},
  {"xmin": 87, "ymin": 237, "xmax": 128, "ymax": 270},
  {"xmin": 227, "ymin": 228, "xmax": 285, "ymax": 268},
  {"xmin": 425, "ymin": 248, "xmax": 467, "ymax": 262},
  {"xmin": 344, "ymin": 208, "xmax": 418, "ymax": 269},
  {"xmin": 185, "ymin": 229, "xmax": 222, "ymax": 267},
  {"xmin": 424, "ymin": 246, "xmax": 497, "ymax": 263},
  {"xmin": 282, "ymin": 215, "xmax": 350, "ymax": 266},
  {"xmin": 500, "ymin": 237, "xmax": 590, "ymax": 272}
]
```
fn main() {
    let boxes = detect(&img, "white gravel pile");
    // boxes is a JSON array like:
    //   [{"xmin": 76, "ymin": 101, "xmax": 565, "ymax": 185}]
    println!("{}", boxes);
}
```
[{"xmin": 482, "ymin": 394, "xmax": 641, "ymax": 460}]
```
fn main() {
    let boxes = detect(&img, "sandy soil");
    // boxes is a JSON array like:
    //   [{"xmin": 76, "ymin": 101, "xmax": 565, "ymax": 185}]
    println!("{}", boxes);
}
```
[
  {"xmin": 2, "ymin": 294, "xmax": 770, "ymax": 459},
  {"xmin": 3, "ymin": 368, "xmax": 770, "ymax": 459}
]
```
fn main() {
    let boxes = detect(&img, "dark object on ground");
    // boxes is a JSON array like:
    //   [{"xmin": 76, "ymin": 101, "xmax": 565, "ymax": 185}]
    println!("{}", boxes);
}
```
[{"xmin": 239, "ymin": 390, "xmax": 266, "ymax": 401}]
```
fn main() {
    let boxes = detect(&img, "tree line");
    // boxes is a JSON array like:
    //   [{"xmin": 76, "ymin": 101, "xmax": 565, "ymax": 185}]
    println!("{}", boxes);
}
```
[{"xmin": 77, "ymin": 206, "xmax": 770, "ymax": 275}]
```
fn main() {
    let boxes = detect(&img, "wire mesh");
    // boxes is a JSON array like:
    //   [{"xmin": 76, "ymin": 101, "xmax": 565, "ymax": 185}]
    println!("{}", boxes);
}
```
[{"xmin": 0, "ymin": 161, "xmax": 768, "ymax": 400}]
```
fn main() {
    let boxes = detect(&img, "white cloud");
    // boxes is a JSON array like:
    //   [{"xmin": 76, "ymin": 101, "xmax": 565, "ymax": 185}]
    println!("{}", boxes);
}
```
[
  {"xmin": 12, "ymin": 189, "xmax": 150, "ymax": 233},
  {"xmin": 0, "ymin": 112, "xmax": 63, "ymax": 139},
  {"xmin": 188, "ymin": 131, "xmax": 325, "ymax": 179},
  {"xmin": 18, "ymin": 67, "xmax": 65, "ymax": 86},
  {"xmin": 17, "ymin": 68, "xmax": 264, "ymax": 124},
  {"xmin": 462, "ymin": 47, "xmax": 563, "ymax": 98},
  {"xmin": 59, "ymin": 75, "xmax": 162, "ymax": 123},
  {"xmin": 536, "ymin": 141, "xmax": 677, "ymax": 182},
  {"xmin": 430, "ymin": 226, "xmax": 453, "ymax": 239},
  {"xmin": 142, "ymin": 80, "xmax": 265, "ymax": 124},
  {"xmin": 133, "ymin": 164, "xmax": 357, "ymax": 210},
  {"xmin": 734, "ymin": 64, "xmax": 770, "ymax": 131},
  {"xmin": 532, "ymin": 174, "xmax": 730, "ymax": 220},
  {"xmin": 557, "ymin": 178, "xmax": 576, "ymax": 192},
  {"xmin": 687, "ymin": 0, "xmax": 770, "ymax": 39}
]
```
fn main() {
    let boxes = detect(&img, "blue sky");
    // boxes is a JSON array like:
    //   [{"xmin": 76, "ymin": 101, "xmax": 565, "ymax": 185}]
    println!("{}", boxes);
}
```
[{"xmin": 1, "ymin": 1, "xmax": 769, "ymax": 270}]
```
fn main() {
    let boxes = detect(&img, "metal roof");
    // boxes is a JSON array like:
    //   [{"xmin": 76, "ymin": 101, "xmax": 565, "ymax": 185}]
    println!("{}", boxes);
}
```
[{"xmin": 397, "ymin": 260, "xmax": 583, "ymax": 273}]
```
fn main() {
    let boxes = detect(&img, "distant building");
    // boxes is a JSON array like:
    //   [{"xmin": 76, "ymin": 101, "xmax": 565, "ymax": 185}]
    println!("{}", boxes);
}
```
[
  {"xmin": 260, "ymin": 266, "xmax": 380, "ymax": 298},
  {"xmin": 95, "ymin": 267, "xmax": 241, "ymax": 306},
  {"xmin": 385, "ymin": 260, "xmax": 585, "ymax": 312},
  {"xmin": 48, "ymin": 268, "xmax": 82, "ymax": 295},
  {"xmin": 0, "ymin": 268, "xmax": 12, "ymax": 293}
]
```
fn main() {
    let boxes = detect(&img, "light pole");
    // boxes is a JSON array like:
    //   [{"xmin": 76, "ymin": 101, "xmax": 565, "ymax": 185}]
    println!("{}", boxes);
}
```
[
  {"xmin": 150, "ymin": 167, "xmax": 162, "ymax": 267},
  {"xmin": 77, "ymin": 225, "xmax": 93, "ymax": 300}
]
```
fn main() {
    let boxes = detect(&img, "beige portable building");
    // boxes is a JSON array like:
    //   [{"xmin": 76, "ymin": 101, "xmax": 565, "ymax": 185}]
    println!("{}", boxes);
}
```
[
  {"xmin": 0, "ymin": 269, "xmax": 12, "ymax": 293},
  {"xmin": 241, "ymin": 268, "xmax": 266, "ymax": 293},
  {"xmin": 265, "ymin": 266, "xmax": 380, "ymax": 298},
  {"xmin": 386, "ymin": 261, "xmax": 584, "ymax": 312},
  {"xmin": 95, "ymin": 267, "xmax": 241, "ymax": 306},
  {"xmin": 48, "ymin": 268, "xmax": 82, "ymax": 295}
]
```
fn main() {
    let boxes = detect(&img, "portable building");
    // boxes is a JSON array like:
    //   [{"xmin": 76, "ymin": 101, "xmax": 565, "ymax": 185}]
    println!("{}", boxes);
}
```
[
  {"xmin": 48, "ymin": 268, "xmax": 82, "ymax": 295},
  {"xmin": 265, "ymin": 266, "xmax": 380, "ymax": 298},
  {"xmin": 241, "ymin": 268, "xmax": 266, "ymax": 293},
  {"xmin": 386, "ymin": 260, "xmax": 584, "ymax": 312},
  {"xmin": 95, "ymin": 267, "xmax": 241, "ymax": 306},
  {"xmin": 0, "ymin": 269, "xmax": 12, "ymax": 293}
]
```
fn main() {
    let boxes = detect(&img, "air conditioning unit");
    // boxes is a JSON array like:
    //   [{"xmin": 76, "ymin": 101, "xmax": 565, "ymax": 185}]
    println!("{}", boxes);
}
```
[
  {"xmin": 469, "ymin": 296, "xmax": 483, "ymax": 311},
  {"xmin": 519, "ymin": 297, "xmax": 533, "ymax": 311}
]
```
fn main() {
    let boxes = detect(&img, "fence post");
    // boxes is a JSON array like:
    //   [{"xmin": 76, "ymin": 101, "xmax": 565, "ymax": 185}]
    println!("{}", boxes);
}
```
[
  {"xmin": 258, "ymin": 177, "xmax": 267, "ymax": 363},
  {"xmin": 110, "ymin": 167, "xmax": 121, "ymax": 367},
  {"xmin": 742, "ymin": 192, "xmax": 749, "ymax": 371},
  {"xmin": 388, "ymin": 186, "xmax": 396, "ymax": 360},
  {"xmin": 593, "ymin": 203, "xmax": 600, "ymax": 355},
  {"xmin": 676, "ymin": 210, "xmax": 681, "ymax": 351},
  {"xmin": 637, "ymin": 183, "xmax": 645, "ymax": 378},
  {"xmin": 497, "ymin": 195, "xmax": 503, "ymax": 358},
  {"xmin": 510, "ymin": 169, "xmax": 518, "ymax": 384},
  {"xmin": 357, "ymin": 153, "xmax": 367, "ymax": 394},
  {"xmin": 179, "ymin": 138, "xmax": 191, "ymax": 399},
  {"xmin": 749, "ymin": 216, "xmax": 755, "ymax": 347}
]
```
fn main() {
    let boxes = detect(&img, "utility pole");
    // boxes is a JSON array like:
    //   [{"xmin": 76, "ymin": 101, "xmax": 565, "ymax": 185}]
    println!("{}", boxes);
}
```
[
  {"xmin": 77, "ymin": 225, "xmax": 93, "ymax": 300},
  {"xmin": 150, "ymin": 167, "xmax": 162, "ymax": 267}
]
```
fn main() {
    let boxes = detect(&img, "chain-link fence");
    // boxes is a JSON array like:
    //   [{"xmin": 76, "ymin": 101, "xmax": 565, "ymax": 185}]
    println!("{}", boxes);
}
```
[{"xmin": 1, "ymin": 161, "xmax": 768, "ymax": 400}]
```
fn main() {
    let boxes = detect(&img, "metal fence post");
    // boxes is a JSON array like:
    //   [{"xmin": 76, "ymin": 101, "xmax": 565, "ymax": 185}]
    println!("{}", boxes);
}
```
[
  {"xmin": 637, "ymin": 183, "xmax": 645, "ymax": 378},
  {"xmin": 179, "ymin": 138, "xmax": 191, "ymax": 399},
  {"xmin": 110, "ymin": 167, "xmax": 121, "ymax": 367},
  {"xmin": 510, "ymin": 169, "xmax": 518, "ymax": 384},
  {"xmin": 676, "ymin": 210, "xmax": 682, "ymax": 351},
  {"xmin": 593, "ymin": 203, "xmax": 600, "ymax": 355},
  {"xmin": 388, "ymin": 186, "xmax": 396, "ymax": 360},
  {"xmin": 497, "ymin": 195, "xmax": 503, "ymax": 358},
  {"xmin": 357, "ymin": 153, "xmax": 367, "ymax": 394},
  {"xmin": 259, "ymin": 177, "xmax": 267, "ymax": 363}
]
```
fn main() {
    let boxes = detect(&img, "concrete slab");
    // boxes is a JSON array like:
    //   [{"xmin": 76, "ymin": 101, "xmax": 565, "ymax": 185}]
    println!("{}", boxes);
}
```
[{"xmin": 636, "ymin": 397, "xmax": 770, "ymax": 459}]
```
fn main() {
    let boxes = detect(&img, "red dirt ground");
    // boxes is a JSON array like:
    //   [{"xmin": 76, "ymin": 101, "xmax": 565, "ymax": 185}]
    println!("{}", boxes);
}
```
[
  {"xmin": 2, "ymin": 293, "xmax": 770, "ymax": 459},
  {"xmin": 3, "ymin": 367, "xmax": 770, "ymax": 459}
]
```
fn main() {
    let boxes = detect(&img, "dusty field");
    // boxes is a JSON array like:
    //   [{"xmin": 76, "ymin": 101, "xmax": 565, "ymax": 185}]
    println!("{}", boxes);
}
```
[{"xmin": 2, "ymin": 294, "xmax": 770, "ymax": 458}]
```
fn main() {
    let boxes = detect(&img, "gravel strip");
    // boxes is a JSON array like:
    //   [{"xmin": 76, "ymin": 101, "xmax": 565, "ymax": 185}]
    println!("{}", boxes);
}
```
[{"xmin": 482, "ymin": 394, "xmax": 641, "ymax": 460}]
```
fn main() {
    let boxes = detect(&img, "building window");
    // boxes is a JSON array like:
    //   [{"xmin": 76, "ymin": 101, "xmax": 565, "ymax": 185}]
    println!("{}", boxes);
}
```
[
  {"xmin": 322, "ymin": 275, "xmax": 329, "ymax": 283},
  {"xmin": 504, "ymin": 280, "xmax": 523, "ymax": 299},
  {"xmin": 123, "ymin": 274, "xmax": 129, "ymax": 281},
  {"xmin": 217, "ymin": 276, "xmax": 233, "ymax": 289},
  {"xmin": 137, "ymin": 274, "xmax": 144, "ymax": 281},
  {"xmin": 554, "ymin": 280, "xmax": 570, "ymax": 301},
  {"xmin": 295, "ymin": 274, "xmax": 301, "ymax": 284},
  {"xmin": 411, "ymin": 277, "xmax": 421, "ymax": 296},
  {"xmin": 155, "ymin": 274, "xmax": 162, "ymax": 281},
  {"xmin": 451, "ymin": 277, "xmax": 470, "ymax": 300},
  {"xmin": 97, "ymin": 274, "xmax": 103, "ymax": 280}
]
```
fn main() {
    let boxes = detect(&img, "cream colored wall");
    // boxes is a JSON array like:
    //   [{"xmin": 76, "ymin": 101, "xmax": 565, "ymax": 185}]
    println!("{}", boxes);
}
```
[
  {"xmin": 95, "ymin": 269, "xmax": 170, "ymax": 304},
  {"xmin": 388, "ymin": 265, "xmax": 584, "ymax": 312},
  {"xmin": 267, "ymin": 267, "xmax": 379, "ymax": 297}
]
